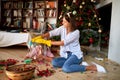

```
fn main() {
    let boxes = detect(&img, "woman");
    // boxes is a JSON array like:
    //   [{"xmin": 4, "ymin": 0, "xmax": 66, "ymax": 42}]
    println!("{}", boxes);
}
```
[{"xmin": 35, "ymin": 12, "xmax": 97, "ymax": 73}]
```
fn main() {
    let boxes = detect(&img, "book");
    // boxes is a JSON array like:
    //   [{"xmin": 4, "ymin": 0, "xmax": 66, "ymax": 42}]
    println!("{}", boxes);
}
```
[
  {"xmin": 49, "ymin": 9, "xmax": 53, "ymax": 17},
  {"xmin": 4, "ymin": 2, "xmax": 11, "ymax": 9},
  {"xmin": 35, "ymin": 2, "xmax": 45, "ymax": 8},
  {"xmin": 37, "ymin": 9, "xmax": 44, "ymax": 17},
  {"xmin": 23, "ymin": 10, "xmax": 32, "ymax": 17},
  {"xmin": 28, "ymin": 2, "xmax": 33, "ymax": 8},
  {"xmin": 23, "ymin": 21, "xmax": 28, "ymax": 28},
  {"xmin": 18, "ymin": 2, "xmax": 23, "ymax": 8},
  {"xmin": 14, "ymin": 18, "xmax": 18, "ymax": 27},
  {"xmin": 32, "ymin": 18, "xmax": 40, "ymax": 30},
  {"xmin": 47, "ymin": 23, "xmax": 56, "ymax": 30},
  {"xmin": 26, "ymin": 18, "xmax": 30, "ymax": 29},
  {"xmin": 48, "ymin": 1, "xmax": 57, "ymax": 8},
  {"xmin": 5, "ymin": 10, "xmax": 11, "ymax": 17},
  {"xmin": 13, "ymin": 10, "xmax": 17, "ymax": 17},
  {"xmin": 18, "ymin": 10, "xmax": 22, "ymax": 17},
  {"xmin": 46, "ymin": 9, "xmax": 56, "ymax": 17},
  {"xmin": 17, "ymin": 19, "xmax": 21, "ymax": 28},
  {"xmin": 5, "ymin": 18, "xmax": 11, "ymax": 26},
  {"xmin": 13, "ymin": 2, "xmax": 18, "ymax": 9}
]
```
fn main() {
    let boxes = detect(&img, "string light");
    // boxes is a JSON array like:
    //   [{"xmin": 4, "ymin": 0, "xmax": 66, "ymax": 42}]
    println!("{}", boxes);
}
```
[
  {"xmin": 91, "ymin": 0, "xmax": 94, "ymax": 2},
  {"xmin": 79, "ymin": 5, "xmax": 83, "ymax": 8},
  {"xmin": 59, "ymin": 15, "xmax": 62, "ymax": 19},
  {"xmin": 66, "ymin": 6, "xmax": 70, "ymax": 10},
  {"xmin": 98, "ymin": 29, "xmax": 102, "ymax": 33},
  {"xmin": 64, "ymin": 4, "xmax": 66, "ymax": 7},
  {"xmin": 82, "ymin": 2, "xmax": 85, "ymax": 5},
  {"xmin": 88, "ymin": 22, "xmax": 91, "ymax": 26},
  {"xmin": 94, "ymin": 14, "xmax": 97, "ymax": 17},
  {"xmin": 73, "ymin": 0, "xmax": 76, "ymax": 3},
  {"xmin": 99, "ymin": 18, "xmax": 101, "ymax": 20}
]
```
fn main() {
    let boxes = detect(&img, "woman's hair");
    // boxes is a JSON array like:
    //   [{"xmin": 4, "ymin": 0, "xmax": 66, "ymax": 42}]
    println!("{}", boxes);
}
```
[{"xmin": 63, "ymin": 12, "xmax": 77, "ymax": 31}]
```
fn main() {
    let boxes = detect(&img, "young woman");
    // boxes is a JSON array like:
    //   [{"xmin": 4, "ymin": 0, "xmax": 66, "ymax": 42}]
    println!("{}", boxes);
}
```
[{"xmin": 37, "ymin": 12, "xmax": 97, "ymax": 73}]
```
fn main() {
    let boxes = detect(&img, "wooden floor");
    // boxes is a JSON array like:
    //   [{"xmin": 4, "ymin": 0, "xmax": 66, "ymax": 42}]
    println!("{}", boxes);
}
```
[{"xmin": 0, "ymin": 45, "xmax": 120, "ymax": 80}]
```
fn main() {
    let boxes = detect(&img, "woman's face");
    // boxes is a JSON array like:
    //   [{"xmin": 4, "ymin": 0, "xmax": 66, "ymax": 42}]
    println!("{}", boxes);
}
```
[{"xmin": 62, "ymin": 17, "xmax": 70, "ymax": 28}]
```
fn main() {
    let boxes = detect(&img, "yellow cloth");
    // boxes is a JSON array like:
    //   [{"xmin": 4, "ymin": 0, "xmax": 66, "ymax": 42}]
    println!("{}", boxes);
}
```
[
  {"xmin": 32, "ymin": 36, "xmax": 42, "ymax": 40},
  {"xmin": 32, "ymin": 36, "xmax": 51, "ymax": 47}
]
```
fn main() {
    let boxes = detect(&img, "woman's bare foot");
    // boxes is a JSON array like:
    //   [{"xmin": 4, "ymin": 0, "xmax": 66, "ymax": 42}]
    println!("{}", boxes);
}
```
[{"xmin": 86, "ymin": 65, "xmax": 97, "ymax": 71}]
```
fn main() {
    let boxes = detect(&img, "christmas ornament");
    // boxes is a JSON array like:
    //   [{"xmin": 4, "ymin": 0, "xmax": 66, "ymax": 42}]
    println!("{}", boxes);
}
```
[
  {"xmin": 105, "ymin": 37, "xmax": 108, "ymax": 41},
  {"xmin": 72, "ymin": 10, "xmax": 77, "ymax": 15},
  {"xmin": 89, "ymin": 38, "xmax": 93, "ymax": 44},
  {"xmin": 76, "ymin": 17, "xmax": 79, "ymax": 20},
  {"xmin": 66, "ymin": 6, "xmax": 70, "ymax": 10}
]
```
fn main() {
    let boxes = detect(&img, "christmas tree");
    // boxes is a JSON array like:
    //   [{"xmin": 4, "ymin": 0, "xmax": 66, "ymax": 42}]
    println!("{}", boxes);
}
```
[{"xmin": 57, "ymin": 0, "xmax": 102, "ymax": 47}]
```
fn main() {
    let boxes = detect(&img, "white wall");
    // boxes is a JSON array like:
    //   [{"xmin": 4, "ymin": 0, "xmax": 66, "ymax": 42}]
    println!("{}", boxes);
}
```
[
  {"xmin": 97, "ymin": 0, "xmax": 120, "ymax": 64},
  {"xmin": 96, "ymin": 0, "xmax": 112, "ymax": 8},
  {"xmin": 0, "ymin": 1, "xmax": 1, "ymax": 23}
]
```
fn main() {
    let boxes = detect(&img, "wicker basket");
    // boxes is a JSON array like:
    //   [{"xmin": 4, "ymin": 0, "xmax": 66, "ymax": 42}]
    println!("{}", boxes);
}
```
[{"xmin": 5, "ymin": 64, "xmax": 35, "ymax": 80}]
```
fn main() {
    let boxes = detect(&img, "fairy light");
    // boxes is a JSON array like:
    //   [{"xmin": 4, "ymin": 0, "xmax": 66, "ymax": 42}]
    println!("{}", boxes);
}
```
[
  {"xmin": 94, "ymin": 14, "xmax": 97, "ymax": 18},
  {"xmin": 99, "ymin": 18, "xmax": 101, "ymax": 20},
  {"xmin": 98, "ymin": 29, "xmax": 102, "ymax": 33},
  {"xmin": 79, "ymin": 5, "xmax": 83, "ymax": 9},
  {"xmin": 88, "ymin": 22, "xmax": 91, "ymax": 26},
  {"xmin": 64, "ymin": 4, "xmax": 66, "ymax": 7},
  {"xmin": 73, "ymin": 0, "xmax": 76, "ymax": 3},
  {"xmin": 82, "ymin": 2, "xmax": 85, "ymax": 5}
]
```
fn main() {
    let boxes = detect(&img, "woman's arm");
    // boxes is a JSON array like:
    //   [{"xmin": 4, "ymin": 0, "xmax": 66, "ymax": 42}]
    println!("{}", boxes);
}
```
[
  {"xmin": 51, "ymin": 40, "xmax": 64, "ymax": 46},
  {"xmin": 41, "ymin": 33, "xmax": 64, "ymax": 46}
]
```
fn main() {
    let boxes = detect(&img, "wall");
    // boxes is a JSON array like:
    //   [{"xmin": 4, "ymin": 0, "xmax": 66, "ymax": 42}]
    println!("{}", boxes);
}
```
[
  {"xmin": 0, "ymin": 0, "xmax": 1, "ymax": 24},
  {"xmin": 97, "ymin": 0, "xmax": 120, "ymax": 64}
]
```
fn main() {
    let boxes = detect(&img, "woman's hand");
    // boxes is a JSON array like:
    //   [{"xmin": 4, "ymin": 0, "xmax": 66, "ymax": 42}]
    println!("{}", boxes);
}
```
[
  {"xmin": 32, "ymin": 37, "xmax": 51, "ymax": 47},
  {"xmin": 41, "ymin": 32, "xmax": 50, "ymax": 39}
]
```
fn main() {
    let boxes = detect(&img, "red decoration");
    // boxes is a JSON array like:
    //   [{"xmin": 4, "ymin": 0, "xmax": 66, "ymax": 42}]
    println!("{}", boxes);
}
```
[
  {"xmin": 76, "ymin": 21, "xmax": 83, "ymax": 27},
  {"xmin": 75, "ymin": 0, "xmax": 80, "ymax": 6},
  {"xmin": 105, "ymin": 37, "xmax": 108, "ymax": 41},
  {"xmin": 89, "ymin": 38, "xmax": 93, "ymax": 44},
  {"xmin": 37, "ymin": 68, "xmax": 55, "ymax": 77},
  {"xmin": 87, "ymin": 10, "xmax": 92, "ymax": 15},
  {"xmin": 0, "ymin": 59, "xmax": 18, "ymax": 66}
]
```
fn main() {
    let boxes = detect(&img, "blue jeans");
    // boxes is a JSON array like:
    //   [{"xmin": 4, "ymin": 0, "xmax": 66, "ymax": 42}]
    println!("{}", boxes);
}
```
[{"xmin": 52, "ymin": 52, "xmax": 86, "ymax": 73}]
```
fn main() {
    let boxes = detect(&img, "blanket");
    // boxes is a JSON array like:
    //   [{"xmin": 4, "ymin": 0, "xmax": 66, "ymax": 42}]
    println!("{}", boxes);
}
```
[{"xmin": 0, "ymin": 31, "xmax": 30, "ymax": 47}]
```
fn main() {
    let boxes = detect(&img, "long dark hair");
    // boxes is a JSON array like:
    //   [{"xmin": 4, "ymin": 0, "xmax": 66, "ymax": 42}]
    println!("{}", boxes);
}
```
[{"xmin": 64, "ymin": 12, "xmax": 77, "ymax": 31}]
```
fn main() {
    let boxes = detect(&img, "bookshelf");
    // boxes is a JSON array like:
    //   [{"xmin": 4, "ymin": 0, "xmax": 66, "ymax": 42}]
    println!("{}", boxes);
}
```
[{"xmin": 0, "ymin": 0, "xmax": 58, "ymax": 32}]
